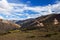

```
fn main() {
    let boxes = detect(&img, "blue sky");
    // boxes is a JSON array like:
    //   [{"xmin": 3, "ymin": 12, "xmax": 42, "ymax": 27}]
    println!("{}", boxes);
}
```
[
  {"xmin": 21, "ymin": 0, "xmax": 56, "ymax": 6},
  {"xmin": 8, "ymin": 0, "xmax": 56, "ymax": 6},
  {"xmin": 0, "ymin": 0, "xmax": 60, "ymax": 20}
]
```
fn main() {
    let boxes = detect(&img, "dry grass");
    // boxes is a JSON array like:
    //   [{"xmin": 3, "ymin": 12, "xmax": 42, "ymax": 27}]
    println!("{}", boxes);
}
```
[{"xmin": 0, "ymin": 30, "xmax": 60, "ymax": 40}]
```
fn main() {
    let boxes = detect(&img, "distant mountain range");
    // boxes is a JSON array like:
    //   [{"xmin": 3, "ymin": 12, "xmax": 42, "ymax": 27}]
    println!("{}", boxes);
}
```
[
  {"xmin": 0, "ymin": 14, "xmax": 60, "ymax": 34},
  {"xmin": 16, "ymin": 14, "xmax": 60, "ymax": 31}
]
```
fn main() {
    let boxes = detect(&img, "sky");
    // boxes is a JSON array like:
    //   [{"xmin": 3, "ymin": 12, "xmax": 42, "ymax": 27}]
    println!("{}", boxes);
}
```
[{"xmin": 0, "ymin": 0, "xmax": 60, "ymax": 20}]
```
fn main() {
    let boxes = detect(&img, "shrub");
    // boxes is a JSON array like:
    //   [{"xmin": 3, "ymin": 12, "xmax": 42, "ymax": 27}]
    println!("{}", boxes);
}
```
[{"xmin": 27, "ymin": 35, "xmax": 35, "ymax": 38}]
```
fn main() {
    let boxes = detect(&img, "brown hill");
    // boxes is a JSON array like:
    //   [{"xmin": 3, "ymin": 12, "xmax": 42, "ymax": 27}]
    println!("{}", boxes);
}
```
[
  {"xmin": 19, "ymin": 14, "xmax": 60, "ymax": 31},
  {"xmin": 0, "ymin": 19, "xmax": 21, "ymax": 34}
]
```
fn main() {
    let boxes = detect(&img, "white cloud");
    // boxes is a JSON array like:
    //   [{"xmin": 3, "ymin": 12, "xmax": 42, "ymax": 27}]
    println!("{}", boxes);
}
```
[
  {"xmin": 0, "ymin": 0, "xmax": 60, "ymax": 20},
  {"xmin": 0, "ymin": 16, "xmax": 4, "ymax": 19}
]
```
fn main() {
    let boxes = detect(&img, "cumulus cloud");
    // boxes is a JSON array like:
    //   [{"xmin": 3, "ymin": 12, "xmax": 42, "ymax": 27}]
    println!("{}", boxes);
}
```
[{"xmin": 0, "ymin": 0, "xmax": 60, "ymax": 20}]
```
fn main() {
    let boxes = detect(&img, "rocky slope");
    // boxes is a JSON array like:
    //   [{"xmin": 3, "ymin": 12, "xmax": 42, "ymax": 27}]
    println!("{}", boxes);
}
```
[
  {"xmin": 0, "ymin": 19, "xmax": 21, "ymax": 34},
  {"xmin": 16, "ymin": 14, "xmax": 60, "ymax": 31}
]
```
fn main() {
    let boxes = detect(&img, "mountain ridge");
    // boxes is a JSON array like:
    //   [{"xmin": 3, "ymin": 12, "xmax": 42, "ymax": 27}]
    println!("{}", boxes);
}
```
[{"xmin": 16, "ymin": 14, "xmax": 60, "ymax": 31}]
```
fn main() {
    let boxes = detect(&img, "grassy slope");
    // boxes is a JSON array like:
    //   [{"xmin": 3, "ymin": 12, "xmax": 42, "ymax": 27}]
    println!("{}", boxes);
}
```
[{"xmin": 0, "ymin": 30, "xmax": 60, "ymax": 40}]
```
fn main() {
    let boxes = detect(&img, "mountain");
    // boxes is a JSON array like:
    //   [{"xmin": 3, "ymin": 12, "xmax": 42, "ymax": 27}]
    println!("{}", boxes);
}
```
[
  {"xmin": 0, "ymin": 19, "xmax": 21, "ymax": 34},
  {"xmin": 16, "ymin": 18, "xmax": 35, "ymax": 25},
  {"xmin": 9, "ymin": 20, "xmax": 19, "ymax": 23},
  {"xmin": 0, "ymin": 14, "xmax": 60, "ymax": 40},
  {"xmin": 16, "ymin": 14, "xmax": 60, "ymax": 31}
]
